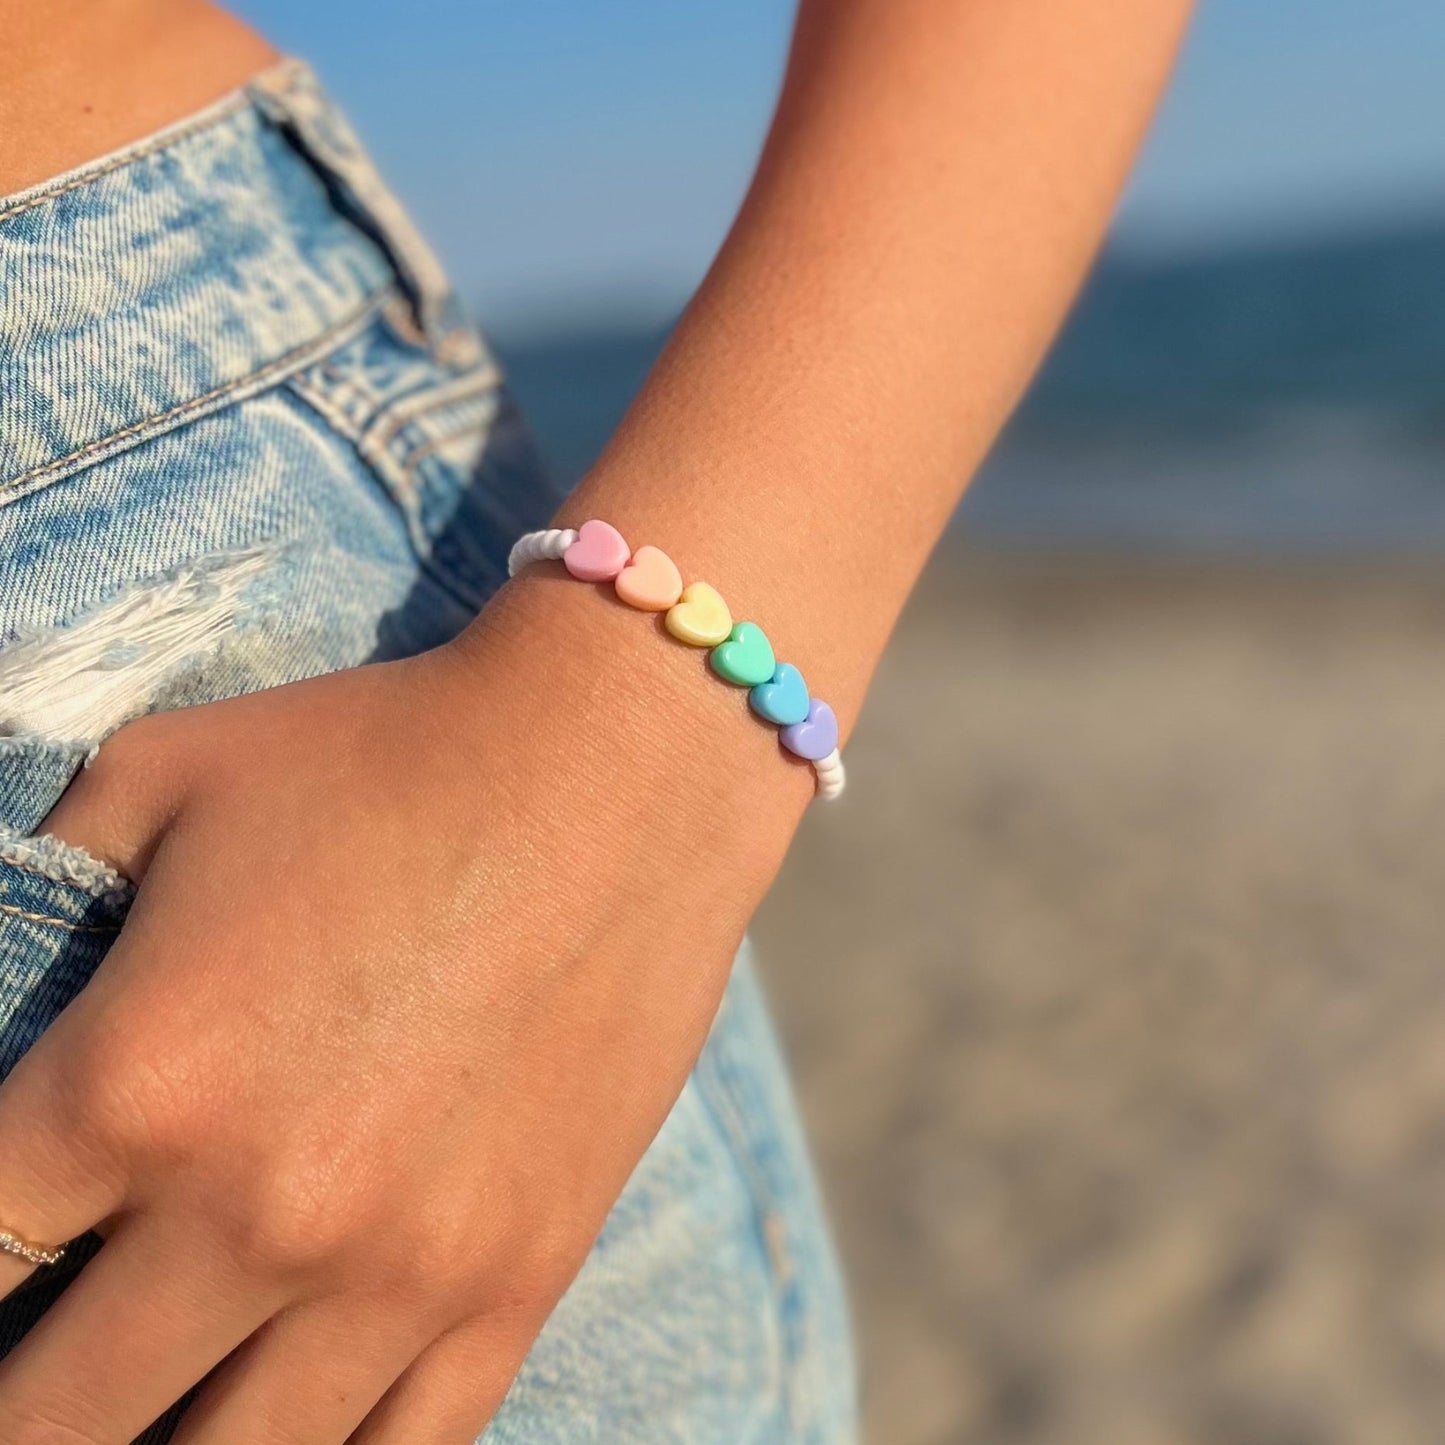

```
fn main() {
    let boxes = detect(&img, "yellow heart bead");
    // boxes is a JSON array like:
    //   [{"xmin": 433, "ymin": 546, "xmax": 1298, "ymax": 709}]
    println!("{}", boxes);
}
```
[{"xmin": 665, "ymin": 581, "xmax": 732, "ymax": 647}]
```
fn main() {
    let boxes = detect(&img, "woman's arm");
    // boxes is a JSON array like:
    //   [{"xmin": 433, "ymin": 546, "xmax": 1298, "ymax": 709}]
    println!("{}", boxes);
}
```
[
  {"xmin": 478, "ymin": 0, "xmax": 1193, "ymax": 873},
  {"xmin": 0, "ymin": 5, "xmax": 1193, "ymax": 1441},
  {"xmin": 564, "ymin": 0, "xmax": 1192, "ymax": 746}
]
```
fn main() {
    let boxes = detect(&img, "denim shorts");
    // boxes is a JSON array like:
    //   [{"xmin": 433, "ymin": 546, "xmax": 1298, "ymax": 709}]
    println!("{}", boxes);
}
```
[{"xmin": 0, "ymin": 59, "xmax": 856, "ymax": 1444}]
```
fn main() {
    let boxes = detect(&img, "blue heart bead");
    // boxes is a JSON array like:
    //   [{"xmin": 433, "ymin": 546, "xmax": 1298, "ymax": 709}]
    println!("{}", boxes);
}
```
[{"xmin": 749, "ymin": 662, "xmax": 810, "ymax": 726}]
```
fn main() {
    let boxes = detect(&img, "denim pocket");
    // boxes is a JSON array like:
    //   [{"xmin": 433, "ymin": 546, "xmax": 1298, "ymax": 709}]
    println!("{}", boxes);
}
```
[
  {"xmin": 688, "ymin": 952, "xmax": 860, "ymax": 1442},
  {"xmin": 288, "ymin": 307, "xmax": 566, "ymax": 612},
  {"xmin": 0, "ymin": 845, "xmax": 129, "ymax": 1082},
  {"xmin": 0, "ymin": 737, "xmax": 91, "ymax": 835}
]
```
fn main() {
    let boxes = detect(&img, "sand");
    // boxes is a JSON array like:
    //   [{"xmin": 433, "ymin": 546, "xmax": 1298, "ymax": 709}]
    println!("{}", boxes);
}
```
[{"xmin": 752, "ymin": 549, "xmax": 1445, "ymax": 1445}]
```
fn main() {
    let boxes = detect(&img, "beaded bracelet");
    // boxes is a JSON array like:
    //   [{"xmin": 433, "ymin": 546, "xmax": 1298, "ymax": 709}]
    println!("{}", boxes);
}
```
[{"xmin": 507, "ymin": 521, "xmax": 845, "ymax": 801}]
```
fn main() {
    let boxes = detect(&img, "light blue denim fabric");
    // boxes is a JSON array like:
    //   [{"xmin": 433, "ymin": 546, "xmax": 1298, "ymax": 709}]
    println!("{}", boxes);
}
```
[{"xmin": 0, "ymin": 60, "xmax": 856, "ymax": 1444}]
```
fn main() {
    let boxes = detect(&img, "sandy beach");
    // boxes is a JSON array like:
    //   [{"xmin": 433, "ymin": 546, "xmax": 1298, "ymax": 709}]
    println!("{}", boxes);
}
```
[{"xmin": 753, "ymin": 548, "xmax": 1445, "ymax": 1445}]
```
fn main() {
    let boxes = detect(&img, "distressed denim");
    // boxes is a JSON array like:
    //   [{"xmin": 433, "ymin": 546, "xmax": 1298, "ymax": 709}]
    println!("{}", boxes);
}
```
[{"xmin": 0, "ymin": 59, "xmax": 856, "ymax": 1444}]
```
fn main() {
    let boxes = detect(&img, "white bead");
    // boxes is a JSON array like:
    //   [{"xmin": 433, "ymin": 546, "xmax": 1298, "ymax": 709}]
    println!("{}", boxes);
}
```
[
  {"xmin": 507, "ymin": 527, "xmax": 579, "ymax": 577},
  {"xmin": 813, "ymin": 750, "xmax": 846, "ymax": 801}
]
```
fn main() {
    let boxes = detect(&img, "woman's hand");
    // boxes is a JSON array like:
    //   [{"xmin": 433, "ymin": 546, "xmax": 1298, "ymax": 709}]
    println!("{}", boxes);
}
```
[{"xmin": 0, "ymin": 574, "xmax": 799, "ymax": 1444}]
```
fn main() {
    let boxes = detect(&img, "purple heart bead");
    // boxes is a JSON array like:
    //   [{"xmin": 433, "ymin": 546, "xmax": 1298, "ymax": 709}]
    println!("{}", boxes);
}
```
[{"xmin": 780, "ymin": 698, "xmax": 838, "ymax": 762}]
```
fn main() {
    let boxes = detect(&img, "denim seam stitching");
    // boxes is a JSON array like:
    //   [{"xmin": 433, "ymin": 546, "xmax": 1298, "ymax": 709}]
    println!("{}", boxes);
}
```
[
  {"xmin": 287, "ymin": 368, "xmax": 367, "ymax": 448},
  {"xmin": 288, "ymin": 364, "xmax": 503, "ymax": 593},
  {"xmin": 391, "ymin": 404, "xmax": 506, "ymax": 611},
  {"xmin": 0, "ymin": 855, "xmax": 95, "ymax": 891},
  {"xmin": 369, "ymin": 366, "xmax": 503, "ymax": 453},
  {"xmin": 0, "ymin": 901, "xmax": 117, "ymax": 934},
  {"xmin": 399, "ymin": 423, "xmax": 484, "ymax": 493},
  {"xmin": 0, "ymin": 95, "xmax": 251, "ymax": 228},
  {"xmin": 0, "ymin": 286, "xmax": 396, "ymax": 499},
  {"xmin": 316, "ymin": 360, "xmax": 377, "ymax": 433},
  {"xmin": 282, "ymin": 375, "xmax": 491, "ymax": 616},
  {"xmin": 0, "ymin": 853, "xmax": 130, "ymax": 916},
  {"xmin": 394, "ymin": 387, "xmax": 502, "ymax": 485},
  {"xmin": 309, "ymin": 358, "xmax": 500, "ymax": 460}
]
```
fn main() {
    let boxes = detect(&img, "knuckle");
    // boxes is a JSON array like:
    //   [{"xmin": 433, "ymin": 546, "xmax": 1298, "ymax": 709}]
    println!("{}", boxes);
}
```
[
  {"xmin": 509, "ymin": 1205, "xmax": 588, "ymax": 1303},
  {"xmin": 406, "ymin": 1216, "xmax": 481, "ymax": 1296},
  {"xmin": 366, "ymin": 1213, "xmax": 473, "ymax": 1307},
  {"xmin": 222, "ymin": 1154, "xmax": 372, "ymax": 1276},
  {"xmin": 55, "ymin": 1034, "xmax": 199, "ymax": 1163},
  {"xmin": 438, "ymin": 1202, "xmax": 583, "ymax": 1323},
  {"xmin": 352, "ymin": 1183, "xmax": 513, "ymax": 1313}
]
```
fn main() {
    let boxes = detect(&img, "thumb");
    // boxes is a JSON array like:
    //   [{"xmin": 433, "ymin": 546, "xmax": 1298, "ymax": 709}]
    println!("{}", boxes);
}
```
[{"xmin": 37, "ymin": 711, "xmax": 190, "ymax": 885}]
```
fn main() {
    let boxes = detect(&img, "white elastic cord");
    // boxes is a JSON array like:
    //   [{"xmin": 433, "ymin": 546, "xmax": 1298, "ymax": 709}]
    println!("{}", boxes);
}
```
[
  {"xmin": 506, "ymin": 527, "xmax": 846, "ymax": 801},
  {"xmin": 507, "ymin": 528, "xmax": 578, "ymax": 578}
]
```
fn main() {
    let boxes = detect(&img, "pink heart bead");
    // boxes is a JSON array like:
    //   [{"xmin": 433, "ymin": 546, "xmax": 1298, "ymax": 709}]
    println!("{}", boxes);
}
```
[{"xmin": 564, "ymin": 519, "xmax": 630, "ymax": 582}]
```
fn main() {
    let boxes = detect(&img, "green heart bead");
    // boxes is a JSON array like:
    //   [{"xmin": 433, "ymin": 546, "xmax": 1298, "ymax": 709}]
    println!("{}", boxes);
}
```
[{"xmin": 709, "ymin": 621, "xmax": 776, "ymax": 687}]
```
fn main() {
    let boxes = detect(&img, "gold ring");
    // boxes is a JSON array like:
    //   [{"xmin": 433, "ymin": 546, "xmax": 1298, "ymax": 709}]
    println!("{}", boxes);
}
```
[{"xmin": 0, "ymin": 1224, "xmax": 66, "ymax": 1267}]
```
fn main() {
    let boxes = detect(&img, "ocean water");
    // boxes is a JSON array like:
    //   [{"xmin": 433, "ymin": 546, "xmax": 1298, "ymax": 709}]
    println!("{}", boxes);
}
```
[{"xmin": 492, "ymin": 217, "xmax": 1445, "ymax": 555}]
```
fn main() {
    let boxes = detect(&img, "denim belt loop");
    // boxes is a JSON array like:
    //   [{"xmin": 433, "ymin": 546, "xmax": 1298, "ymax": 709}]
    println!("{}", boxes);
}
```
[{"xmin": 247, "ymin": 58, "xmax": 479, "ymax": 366}]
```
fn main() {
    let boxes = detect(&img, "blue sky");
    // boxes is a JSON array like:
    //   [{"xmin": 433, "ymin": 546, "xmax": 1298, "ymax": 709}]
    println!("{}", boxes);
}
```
[{"xmin": 236, "ymin": 0, "xmax": 1445, "ymax": 331}]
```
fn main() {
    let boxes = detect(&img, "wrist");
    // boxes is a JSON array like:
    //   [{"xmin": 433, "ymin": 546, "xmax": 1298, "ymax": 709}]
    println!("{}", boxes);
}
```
[{"xmin": 442, "ymin": 564, "xmax": 815, "ymax": 893}]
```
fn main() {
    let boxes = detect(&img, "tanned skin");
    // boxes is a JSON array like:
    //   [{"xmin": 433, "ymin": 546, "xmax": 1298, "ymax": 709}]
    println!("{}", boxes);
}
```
[{"xmin": 0, "ymin": 2, "xmax": 277, "ymax": 194}]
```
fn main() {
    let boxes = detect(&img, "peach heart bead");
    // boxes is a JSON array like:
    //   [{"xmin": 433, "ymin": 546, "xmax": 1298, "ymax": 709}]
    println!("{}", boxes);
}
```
[
  {"xmin": 563, "ymin": 519, "xmax": 630, "ymax": 582},
  {"xmin": 615, "ymin": 545, "xmax": 683, "ymax": 611}
]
